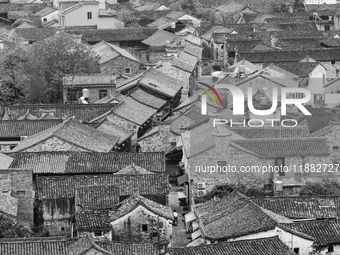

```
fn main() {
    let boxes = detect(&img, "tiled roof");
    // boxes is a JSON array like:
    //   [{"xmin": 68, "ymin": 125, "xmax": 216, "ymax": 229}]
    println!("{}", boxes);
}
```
[
  {"xmin": 91, "ymin": 41, "xmax": 141, "ymax": 64},
  {"xmin": 36, "ymin": 173, "xmax": 169, "ymax": 199},
  {"xmin": 9, "ymin": 151, "xmax": 165, "ymax": 174},
  {"xmin": 112, "ymin": 93, "xmax": 157, "ymax": 125},
  {"xmin": 200, "ymin": 26, "xmax": 232, "ymax": 41},
  {"xmin": 68, "ymin": 235, "xmax": 110, "ymax": 255},
  {"xmin": 0, "ymin": 237, "xmax": 69, "ymax": 255},
  {"xmin": 0, "ymin": 119, "xmax": 62, "ymax": 138},
  {"xmin": 230, "ymin": 138, "xmax": 329, "ymax": 158},
  {"xmin": 95, "ymin": 241, "xmax": 159, "ymax": 255},
  {"xmin": 252, "ymin": 196, "xmax": 340, "ymax": 219},
  {"xmin": 9, "ymin": 118, "xmax": 119, "ymax": 153},
  {"xmin": 128, "ymin": 87, "xmax": 167, "ymax": 110},
  {"xmin": 166, "ymin": 236, "xmax": 296, "ymax": 255},
  {"xmin": 75, "ymin": 185, "xmax": 119, "ymax": 211},
  {"xmin": 63, "ymin": 74, "xmax": 116, "ymax": 86},
  {"xmin": 148, "ymin": 16, "xmax": 176, "ymax": 30},
  {"xmin": 321, "ymin": 37, "xmax": 340, "ymax": 47},
  {"xmin": 139, "ymin": 68, "xmax": 183, "ymax": 98},
  {"xmin": 228, "ymin": 127, "xmax": 311, "ymax": 139},
  {"xmin": 280, "ymin": 220, "xmax": 340, "ymax": 246},
  {"xmin": 177, "ymin": 51, "xmax": 198, "ymax": 65},
  {"xmin": 172, "ymin": 56, "xmax": 196, "ymax": 73},
  {"xmin": 96, "ymin": 117, "xmax": 133, "ymax": 144},
  {"xmin": 13, "ymin": 27, "xmax": 59, "ymax": 41},
  {"xmin": 306, "ymin": 114, "xmax": 340, "ymax": 133},
  {"xmin": 34, "ymin": 6, "xmax": 57, "ymax": 17},
  {"xmin": 272, "ymin": 62, "xmax": 322, "ymax": 77},
  {"xmin": 215, "ymin": 2, "xmax": 248, "ymax": 13},
  {"xmin": 142, "ymin": 30, "xmax": 180, "ymax": 47},
  {"xmin": 239, "ymin": 48, "xmax": 340, "ymax": 63},
  {"xmin": 194, "ymin": 192, "xmax": 277, "ymax": 241},
  {"xmin": 113, "ymin": 163, "xmax": 155, "ymax": 175},
  {"xmin": 109, "ymin": 193, "xmax": 173, "ymax": 221},
  {"xmin": 116, "ymin": 72, "xmax": 144, "ymax": 93},
  {"xmin": 75, "ymin": 210, "xmax": 111, "ymax": 231},
  {"xmin": 4, "ymin": 104, "xmax": 116, "ymax": 123},
  {"xmin": 135, "ymin": 2, "xmax": 162, "ymax": 11},
  {"xmin": 0, "ymin": 193, "xmax": 18, "ymax": 218}
]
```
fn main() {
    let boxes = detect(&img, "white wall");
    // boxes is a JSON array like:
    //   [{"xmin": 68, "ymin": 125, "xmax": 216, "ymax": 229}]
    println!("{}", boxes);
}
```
[
  {"xmin": 308, "ymin": 65, "xmax": 327, "ymax": 94},
  {"xmin": 304, "ymin": 0, "xmax": 336, "ymax": 4},
  {"xmin": 96, "ymin": 17, "xmax": 124, "ymax": 29},
  {"xmin": 41, "ymin": 10, "xmax": 59, "ymax": 25},
  {"xmin": 277, "ymin": 227, "xmax": 314, "ymax": 255},
  {"xmin": 227, "ymin": 229, "xmax": 277, "ymax": 242}
]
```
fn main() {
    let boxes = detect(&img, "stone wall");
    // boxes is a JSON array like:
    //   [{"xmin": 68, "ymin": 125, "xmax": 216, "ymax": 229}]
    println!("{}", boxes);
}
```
[
  {"xmin": 100, "ymin": 56, "xmax": 142, "ymax": 77},
  {"xmin": 44, "ymin": 219, "xmax": 71, "ymax": 236},
  {"xmin": 110, "ymin": 205, "xmax": 172, "ymax": 244},
  {"xmin": 0, "ymin": 169, "xmax": 34, "ymax": 227},
  {"xmin": 24, "ymin": 137, "xmax": 90, "ymax": 152}
]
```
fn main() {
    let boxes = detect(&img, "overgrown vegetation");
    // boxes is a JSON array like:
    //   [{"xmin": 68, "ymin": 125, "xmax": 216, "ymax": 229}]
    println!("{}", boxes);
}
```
[{"xmin": 299, "ymin": 179, "xmax": 340, "ymax": 196}]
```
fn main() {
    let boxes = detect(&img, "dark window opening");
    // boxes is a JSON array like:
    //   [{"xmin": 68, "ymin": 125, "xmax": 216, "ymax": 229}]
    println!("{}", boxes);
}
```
[
  {"xmin": 87, "ymin": 12, "xmax": 92, "ymax": 19},
  {"xmin": 43, "ymin": 18, "xmax": 47, "ymax": 22},
  {"xmin": 333, "ymin": 146, "xmax": 339, "ymax": 151},
  {"xmin": 16, "ymin": 190, "xmax": 25, "ymax": 195},
  {"xmin": 67, "ymin": 88, "xmax": 82, "ymax": 102},
  {"xmin": 94, "ymin": 231, "xmax": 101, "ymax": 236},
  {"xmin": 275, "ymin": 158, "xmax": 285, "ymax": 176},
  {"xmin": 293, "ymin": 248, "xmax": 299, "ymax": 254},
  {"xmin": 328, "ymin": 246, "xmax": 334, "ymax": 252},
  {"xmin": 125, "ymin": 68, "xmax": 131, "ymax": 74},
  {"xmin": 141, "ymin": 224, "xmax": 148, "ymax": 232},
  {"xmin": 99, "ymin": 89, "xmax": 107, "ymax": 99},
  {"xmin": 61, "ymin": 227, "xmax": 65, "ymax": 231},
  {"xmin": 325, "ymin": 25, "xmax": 330, "ymax": 31}
]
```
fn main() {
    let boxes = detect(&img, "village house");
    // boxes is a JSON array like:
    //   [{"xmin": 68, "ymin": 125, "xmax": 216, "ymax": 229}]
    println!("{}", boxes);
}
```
[
  {"xmin": 6, "ymin": 118, "xmax": 119, "ymax": 153},
  {"xmin": 0, "ymin": 169, "xmax": 34, "ymax": 227},
  {"xmin": 58, "ymin": 0, "xmax": 124, "ymax": 29},
  {"xmin": 34, "ymin": 6, "xmax": 59, "ymax": 26},
  {"xmin": 0, "ymin": 119, "xmax": 62, "ymax": 152},
  {"xmin": 91, "ymin": 41, "xmax": 142, "ymax": 77},
  {"xmin": 323, "ymin": 78, "xmax": 340, "ymax": 106},
  {"xmin": 62, "ymin": 74, "xmax": 116, "ymax": 104},
  {"xmin": 35, "ymin": 172, "xmax": 169, "ymax": 235}
]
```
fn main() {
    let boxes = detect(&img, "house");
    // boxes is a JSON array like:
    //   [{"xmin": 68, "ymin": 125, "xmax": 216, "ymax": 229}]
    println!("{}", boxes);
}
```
[
  {"xmin": 92, "ymin": 93, "xmax": 156, "ymax": 138},
  {"xmin": 128, "ymin": 86, "xmax": 168, "ymax": 112},
  {"xmin": 8, "ymin": 151, "xmax": 166, "ymax": 175},
  {"xmin": 0, "ymin": 119, "xmax": 63, "ymax": 152},
  {"xmin": 252, "ymin": 196, "xmax": 340, "ymax": 219},
  {"xmin": 107, "ymin": 193, "xmax": 173, "ymax": 245},
  {"xmin": 59, "ymin": 1, "xmax": 124, "ymax": 29},
  {"xmin": 279, "ymin": 220, "xmax": 340, "ymax": 254},
  {"xmin": 308, "ymin": 9, "xmax": 339, "ymax": 31},
  {"xmin": 62, "ymin": 74, "xmax": 116, "ymax": 104},
  {"xmin": 0, "ymin": 169, "xmax": 34, "ymax": 226},
  {"xmin": 7, "ymin": 118, "xmax": 119, "ymax": 153},
  {"xmin": 323, "ymin": 78, "xmax": 340, "ymax": 106},
  {"xmin": 34, "ymin": 6, "xmax": 58, "ymax": 26},
  {"xmin": 35, "ymin": 173, "xmax": 169, "ymax": 235},
  {"xmin": 91, "ymin": 41, "xmax": 142, "ymax": 77},
  {"xmin": 1, "ymin": 104, "xmax": 117, "ymax": 124},
  {"xmin": 165, "ymin": 236, "xmax": 297, "ymax": 255}
]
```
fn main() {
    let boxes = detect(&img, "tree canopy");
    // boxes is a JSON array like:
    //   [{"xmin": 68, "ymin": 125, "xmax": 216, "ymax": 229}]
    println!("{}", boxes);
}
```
[
  {"xmin": 0, "ymin": 214, "xmax": 32, "ymax": 238},
  {"xmin": 299, "ymin": 179, "xmax": 340, "ymax": 196}
]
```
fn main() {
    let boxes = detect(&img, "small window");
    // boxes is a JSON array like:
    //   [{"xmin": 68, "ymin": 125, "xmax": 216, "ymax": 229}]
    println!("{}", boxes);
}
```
[
  {"xmin": 87, "ymin": 12, "xmax": 92, "ymax": 19},
  {"xmin": 293, "ymin": 247, "xmax": 299, "ymax": 254},
  {"xmin": 99, "ymin": 89, "xmax": 107, "ymax": 99},
  {"xmin": 94, "ymin": 231, "xmax": 101, "ymax": 236},
  {"xmin": 141, "ymin": 224, "xmax": 148, "ymax": 232},
  {"xmin": 61, "ymin": 227, "xmax": 65, "ymax": 231},
  {"xmin": 325, "ymin": 25, "xmax": 330, "ymax": 31},
  {"xmin": 328, "ymin": 245, "xmax": 334, "ymax": 252},
  {"xmin": 43, "ymin": 18, "xmax": 47, "ymax": 22},
  {"xmin": 334, "ymin": 146, "xmax": 339, "ymax": 151},
  {"xmin": 275, "ymin": 158, "xmax": 285, "ymax": 176},
  {"xmin": 16, "ymin": 190, "xmax": 25, "ymax": 195},
  {"xmin": 125, "ymin": 68, "xmax": 131, "ymax": 74}
]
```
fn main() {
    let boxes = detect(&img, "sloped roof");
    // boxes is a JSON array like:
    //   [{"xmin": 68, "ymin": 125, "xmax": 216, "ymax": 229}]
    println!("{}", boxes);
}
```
[
  {"xmin": 9, "ymin": 118, "xmax": 119, "ymax": 153},
  {"xmin": 273, "ymin": 62, "xmax": 322, "ymax": 77},
  {"xmin": 4, "ymin": 104, "xmax": 116, "ymax": 123},
  {"xmin": 280, "ymin": 220, "xmax": 340, "ymax": 246},
  {"xmin": 139, "ymin": 68, "xmax": 183, "ymax": 98},
  {"xmin": 166, "ymin": 236, "xmax": 296, "ymax": 255},
  {"xmin": 200, "ymin": 26, "xmax": 232, "ymax": 41},
  {"xmin": 194, "ymin": 192, "xmax": 277, "ymax": 241},
  {"xmin": 305, "ymin": 114, "xmax": 340, "ymax": 133},
  {"xmin": 9, "ymin": 151, "xmax": 165, "ymax": 174},
  {"xmin": 75, "ymin": 185, "xmax": 119, "ymax": 211},
  {"xmin": 96, "ymin": 117, "xmax": 133, "ymax": 144},
  {"xmin": 113, "ymin": 163, "xmax": 155, "ymax": 175},
  {"xmin": 142, "ymin": 30, "xmax": 180, "ymax": 47},
  {"xmin": 34, "ymin": 6, "xmax": 57, "ymax": 17},
  {"xmin": 128, "ymin": 87, "xmax": 167, "ymax": 110},
  {"xmin": 228, "ymin": 127, "xmax": 311, "ymax": 139},
  {"xmin": 36, "ymin": 173, "xmax": 169, "ymax": 199},
  {"xmin": 74, "ymin": 210, "xmax": 112, "ymax": 232},
  {"xmin": 0, "ymin": 193, "xmax": 18, "ymax": 218},
  {"xmin": 68, "ymin": 235, "xmax": 110, "ymax": 255},
  {"xmin": 252, "ymin": 196, "xmax": 340, "ymax": 220},
  {"xmin": 109, "ymin": 193, "xmax": 173, "ymax": 221},
  {"xmin": 147, "ymin": 16, "xmax": 176, "ymax": 30},
  {"xmin": 95, "ymin": 241, "xmax": 159, "ymax": 255},
  {"xmin": 165, "ymin": 11, "xmax": 186, "ymax": 19},
  {"xmin": 63, "ymin": 74, "xmax": 116, "ymax": 86},
  {"xmin": 91, "ymin": 41, "xmax": 140, "ymax": 64},
  {"xmin": 230, "ymin": 138, "xmax": 329, "ymax": 158}
]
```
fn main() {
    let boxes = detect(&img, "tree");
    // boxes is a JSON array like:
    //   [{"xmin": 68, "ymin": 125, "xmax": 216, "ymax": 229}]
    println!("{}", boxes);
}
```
[
  {"xmin": 0, "ymin": 214, "xmax": 33, "ymax": 238},
  {"xmin": 299, "ymin": 179, "xmax": 340, "ymax": 196},
  {"xmin": 293, "ymin": 0, "xmax": 305, "ymax": 12},
  {"xmin": 17, "ymin": 32, "xmax": 100, "ymax": 104}
]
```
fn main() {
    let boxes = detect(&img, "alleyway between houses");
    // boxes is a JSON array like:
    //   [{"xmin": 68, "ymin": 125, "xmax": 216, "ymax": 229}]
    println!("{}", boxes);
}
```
[{"xmin": 168, "ymin": 189, "xmax": 190, "ymax": 248}]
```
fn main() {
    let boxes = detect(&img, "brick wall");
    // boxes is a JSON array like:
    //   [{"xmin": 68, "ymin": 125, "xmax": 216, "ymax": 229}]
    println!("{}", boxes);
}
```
[
  {"xmin": 0, "ymin": 169, "xmax": 34, "ymax": 227},
  {"xmin": 24, "ymin": 137, "xmax": 90, "ymax": 152},
  {"xmin": 100, "ymin": 56, "xmax": 142, "ymax": 77},
  {"xmin": 110, "ymin": 205, "xmax": 171, "ymax": 243}
]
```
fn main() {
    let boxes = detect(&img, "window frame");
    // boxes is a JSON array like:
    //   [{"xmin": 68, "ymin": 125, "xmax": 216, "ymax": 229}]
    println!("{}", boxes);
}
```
[
  {"xmin": 16, "ymin": 190, "xmax": 25, "ymax": 195},
  {"xmin": 141, "ymin": 224, "xmax": 148, "ymax": 232},
  {"xmin": 125, "ymin": 67, "xmax": 131, "ymax": 74},
  {"xmin": 99, "ymin": 89, "xmax": 108, "ymax": 100},
  {"xmin": 275, "ymin": 158, "xmax": 285, "ymax": 176},
  {"xmin": 87, "ymin": 12, "xmax": 92, "ymax": 20}
]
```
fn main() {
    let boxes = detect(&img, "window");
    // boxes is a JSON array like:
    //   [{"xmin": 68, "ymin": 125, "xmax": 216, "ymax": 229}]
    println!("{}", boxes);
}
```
[
  {"xmin": 217, "ymin": 161, "xmax": 227, "ymax": 174},
  {"xmin": 328, "ymin": 245, "xmax": 334, "ymax": 252},
  {"xmin": 16, "ymin": 190, "xmax": 25, "ymax": 195},
  {"xmin": 87, "ymin": 12, "xmax": 92, "ymax": 19},
  {"xmin": 94, "ymin": 231, "xmax": 102, "ymax": 236},
  {"xmin": 43, "ymin": 18, "xmax": 47, "ymax": 22},
  {"xmin": 324, "ymin": 25, "xmax": 330, "ymax": 31},
  {"xmin": 61, "ymin": 227, "xmax": 65, "ymax": 231},
  {"xmin": 125, "ymin": 68, "xmax": 131, "ymax": 74},
  {"xmin": 99, "ymin": 89, "xmax": 107, "ymax": 99},
  {"xmin": 67, "ymin": 88, "xmax": 82, "ymax": 102},
  {"xmin": 275, "ymin": 158, "xmax": 285, "ymax": 176},
  {"xmin": 334, "ymin": 146, "xmax": 339, "ymax": 151},
  {"xmin": 141, "ymin": 224, "xmax": 148, "ymax": 232},
  {"xmin": 293, "ymin": 248, "xmax": 299, "ymax": 254}
]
